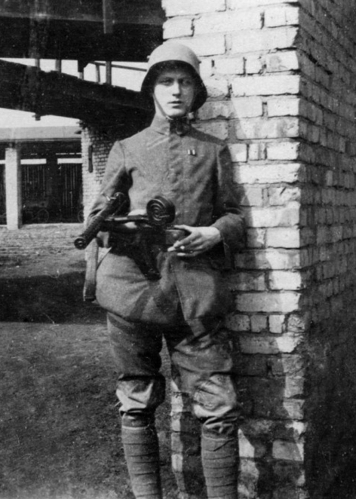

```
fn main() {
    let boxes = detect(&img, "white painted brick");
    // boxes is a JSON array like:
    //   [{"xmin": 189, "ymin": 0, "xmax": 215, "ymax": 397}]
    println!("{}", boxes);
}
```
[
  {"xmin": 272, "ymin": 440, "xmax": 304, "ymax": 462},
  {"xmin": 163, "ymin": 0, "xmax": 226, "ymax": 16},
  {"xmin": 278, "ymin": 421, "xmax": 306, "ymax": 440},
  {"xmin": 266, "ymin": 51, "xmax": 299, "ymax": 72},
  {"xmin": 214, "ymin": 57, "xmax": 245, "ymax": 75},
  {"xmin": 246, "ymin": 57, "xmax": 265, "ymax": 75},
  {"xmin": 235, "ymin": 117, "xmax": 299, "ymax": 139},
  {"xmin": 247, "ymin": 228, "xmax": 266, "ymax": 248},
  {"xmin": 267, "ymin": 97, "xmax": 300, "ymax": 117},
  {"xmin": 251, "ymin": 315, "xmax": 268, "ymax": 332},
  {"xmin": 249, "ymin": 142, "xmax": 266, "ymax": 161},
  {"xmin": 196, "ymin": 121, "xmax": 229, "ymax": 140},
  {"xmin": 239, "ymin": 333, "xmax": 303, "ymax": 354},
  {"xmin": 234, "ymin": 163, "xmax": 304, "ymax": 184},
  {"xmin": 264, "ymin": 5, "xmax": 300, "ymax": 27},
  {"xmin": 198, "ymin": 101, "xmax": 233, "ymax": 120},
  {"xmin": 200, "ymin": 59, "xmax": 213, "ymax": 79},
  {"xmin": 269, "ymin": 315, "xmax": 285, "ymax": 334},
  {"xmin": 229, "ymin": 272, "xmax": 266, "ymax": 291},
  {"xmin": 228, "ymin": 143, "xmax": 248, "ymax": 162},
  {"xmin": 287, "ymin": 313, "xmax": 310, "ymax": 333},
  {"xmin": 225, "ymin": 313, "xmax": 250, "ymax": 332},
  {"xmin": 232, "ymin": 75, "xmax": 300, "ymax": 96},
  {"xmin": 266, "ymin": 227, "xmax": 301, "ymax": 247},
  {"xmin": 245, "ymin": 205, "xmax": 300, "ymax": 228},
  {"xmin": 267, "ymin": 142, "xmax": 300, "ymax": 160},
  {"xmin": 174, "ymin": 35, "xmax": 226, "ymax": 57},
  {"xmin": 240, "ymin": 186, "xmax": 264, "ymax": 206},
  {"xmin": 205, "ymin": 78, "xmax": 230, "ymax": 98},
  {"xmin": 282, "ymin": 400, "xmax": 304, "ymax": 420},
  {"xmin": 269, "ymin": 271, "xmax": 303, "ymax": 290},
  {"xmin": 268, "ymin": 186, "xmax": 301, "ymax": 205},
  {"xmin": 237, "ymin": 292, "xmax": 301, "ymax": 313},
  {"xmin": 163, "ymin": 18, "xmax": 193, "ymax": 38},
  {"xmin": 231, "ymin": 27, "xmax": 298, "ymax": 53},
  {"xmin": 194, "ymin": 10, "xmax": 261, "ymax": 34},
  {"xmin": 284, "ymin": 376, "xmax": 304, "ymax": 398},
  {"xmin": 235, "ymin": 249, "xmax": 301, "ymax": 270},
  {"xmin": 239, "ymin": 431, "xmax": 267, "ymax": 459},
  {"xmin": 231, "ymin": 97, "xmax": 263, "ymax": 118}
]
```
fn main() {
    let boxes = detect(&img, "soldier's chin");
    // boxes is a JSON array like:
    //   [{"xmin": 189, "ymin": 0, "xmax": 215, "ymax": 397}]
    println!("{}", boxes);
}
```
[{"xmin": 165, "ymin": 108, "xmax": 186, "ymax": 118}]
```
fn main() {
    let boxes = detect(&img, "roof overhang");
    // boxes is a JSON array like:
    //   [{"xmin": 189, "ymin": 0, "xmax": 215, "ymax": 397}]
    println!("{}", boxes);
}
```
[
  {"xmin": 0, "ymin": 59, "xmax": 152, "ymax": 129},
  {"xmin": 0, "ymin": 126, "xmax": 81, "ymax": 143},
  {"xmin": 0, "ymin": 0, "xmax": 164, "ymax": 61}
]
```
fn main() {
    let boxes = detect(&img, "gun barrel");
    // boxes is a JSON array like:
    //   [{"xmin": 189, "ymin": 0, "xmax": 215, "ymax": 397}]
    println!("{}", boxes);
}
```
[
  {"xmin": 74, "ymin": 192, "xmax": 128, "ymax": 250},
  {"xmin": 74, "ymin": 215, "xmax": 106, "ymax": 249}
]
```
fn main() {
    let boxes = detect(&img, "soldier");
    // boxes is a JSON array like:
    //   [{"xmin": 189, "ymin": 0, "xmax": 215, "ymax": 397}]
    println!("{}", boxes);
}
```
[{"xmin": 89, "ymin": 41, "xmax": 245, "ymax": 499}]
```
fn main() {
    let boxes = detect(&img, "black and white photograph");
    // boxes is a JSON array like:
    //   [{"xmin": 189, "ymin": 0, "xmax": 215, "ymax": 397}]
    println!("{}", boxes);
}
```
[{"xmin": 1, "ymin": 1, "xmax": 356, "ymax": 498}]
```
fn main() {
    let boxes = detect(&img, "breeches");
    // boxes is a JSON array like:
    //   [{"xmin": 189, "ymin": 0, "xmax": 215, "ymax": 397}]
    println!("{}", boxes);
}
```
[{"xmin": 107, "ymin": 311, "xmax": 240, "ymax": 435}]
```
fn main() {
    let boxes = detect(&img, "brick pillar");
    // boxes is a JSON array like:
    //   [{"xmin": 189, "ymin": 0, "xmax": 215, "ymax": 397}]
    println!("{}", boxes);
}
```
[
  {"xmin": 81, "ymin": 126, "xmax": 115, "ymax": 221},
  {"xmin": 163, "ymin": 0, "xmax": 356, "ymax": 498},
  {"xmin": 5, "ymin": 144, "xmax": 22, "ymax": 230},
  {"xmin": 163, "ymin": 1, "xmax": 305, "ymax": 498}
]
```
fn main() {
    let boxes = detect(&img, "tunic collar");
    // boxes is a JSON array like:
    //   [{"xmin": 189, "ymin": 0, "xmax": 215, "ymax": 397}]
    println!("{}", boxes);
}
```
[{"xmin": 150, "ymin": 114, "xmax": 191, "ymax": 136}]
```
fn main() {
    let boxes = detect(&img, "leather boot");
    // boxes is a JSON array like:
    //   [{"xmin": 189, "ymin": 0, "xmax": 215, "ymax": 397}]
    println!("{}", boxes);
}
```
[
  {"xmin": 121, "ymin": 423, "xmax": 162, "ymax": 499},
  {"xmin": 201, "ymin": 432, "xmax": 238, "ymax": 499}
]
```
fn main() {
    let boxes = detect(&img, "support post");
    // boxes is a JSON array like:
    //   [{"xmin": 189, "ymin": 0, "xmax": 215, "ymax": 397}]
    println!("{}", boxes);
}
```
[{"xmin": 5, "ymin": 144, "xmax": 22, "ymax": 230}]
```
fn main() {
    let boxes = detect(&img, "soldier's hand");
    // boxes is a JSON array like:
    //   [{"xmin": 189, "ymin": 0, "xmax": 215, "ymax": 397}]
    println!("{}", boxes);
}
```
[{"xmin": 167, "ymin": 225, "xmax": 221, "ymax": 257}]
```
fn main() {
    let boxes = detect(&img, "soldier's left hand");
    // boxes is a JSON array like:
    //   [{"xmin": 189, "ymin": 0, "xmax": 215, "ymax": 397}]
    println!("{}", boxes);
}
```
[{"xmin": 168, "ymin": 225, "xmax": 221, "ymax": 257}]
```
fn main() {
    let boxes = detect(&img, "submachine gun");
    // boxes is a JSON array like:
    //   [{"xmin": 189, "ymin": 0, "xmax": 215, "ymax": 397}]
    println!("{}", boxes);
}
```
[{"xmin": 74, "ymin": 193, "xmax": 184, "ymax": 289}]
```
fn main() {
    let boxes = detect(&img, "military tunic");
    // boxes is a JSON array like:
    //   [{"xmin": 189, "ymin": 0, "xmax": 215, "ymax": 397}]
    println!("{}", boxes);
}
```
[{"xmin": 90, "ymin": 115, "xmax": 245, "ymax": 332}]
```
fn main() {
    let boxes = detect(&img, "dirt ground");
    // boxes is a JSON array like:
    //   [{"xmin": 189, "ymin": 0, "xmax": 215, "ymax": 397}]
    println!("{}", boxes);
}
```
[
  {"xmin": 0, "ymin": 249, "xmax": 181, "ymax": 499},
  {"xmin": 3, "ymin": 247, "xmax": 356, "ymax": 498}
]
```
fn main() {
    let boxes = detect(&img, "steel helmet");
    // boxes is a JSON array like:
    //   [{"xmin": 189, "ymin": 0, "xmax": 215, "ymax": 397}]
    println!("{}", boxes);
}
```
[{"xmin": 141, "ymin": 41, "xmax": 208, "ymax": 112}]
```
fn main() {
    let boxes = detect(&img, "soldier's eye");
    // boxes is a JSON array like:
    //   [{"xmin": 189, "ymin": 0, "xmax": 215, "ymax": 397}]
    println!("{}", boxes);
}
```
[{"xmin": 159, "ymin": 78, "xmax": 173, "ymax": 85}]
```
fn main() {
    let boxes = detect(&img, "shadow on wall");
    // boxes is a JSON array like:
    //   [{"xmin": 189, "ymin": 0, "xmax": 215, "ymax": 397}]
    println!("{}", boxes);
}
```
[
  {"xmin": 165, "ymin": 146, "xmax": 306, "ymax": 497},
  {"xmin": 233, "ymin": 258, "xmax": 306, "ymax": 499},
  {"xmin": 167, "ymin": 153, "xmax": 248, "ymax": 498},
  {"xmin": 168, "ymin": 249, "xmax": 307, "ymax": 498},
  {"xmin": 231, "ymin": 152, "xmax": 305, "ymax": 497},
  {"xmin": 305, "ymin": 299, "xmax": 356, "ymax": 499}
]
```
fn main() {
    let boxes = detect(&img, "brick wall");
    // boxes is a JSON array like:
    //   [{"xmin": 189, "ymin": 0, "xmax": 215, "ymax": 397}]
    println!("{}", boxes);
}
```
[
  {"xmin": 81, "ymin": 126, "xmax": 115, "ymax": 220},
  {"xmin": 162, "ymin": 0, "xmax": 356, "ymax": 498},
  {"xmin": 295, "ymin": 1, "xmax": 356, "ymax": 497}
]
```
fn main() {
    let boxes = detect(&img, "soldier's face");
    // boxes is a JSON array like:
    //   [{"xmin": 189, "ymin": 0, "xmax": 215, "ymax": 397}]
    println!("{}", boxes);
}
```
[{"xmin": 153, "ymin": 68, "xmax": 196, "ymax": 118}]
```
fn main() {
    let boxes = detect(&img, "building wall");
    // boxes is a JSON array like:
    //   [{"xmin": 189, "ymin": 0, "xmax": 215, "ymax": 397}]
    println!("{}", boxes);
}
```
[
  {"xmin": 296, "ymin": 1, "xmax": 356, "ymax": 497},
  {"xmin": 81, "ymin": 1, "xmax": 356, "ymax": 496},
  {"xmin": 81, "ymin": 126, "xmax": 115, "ymax": 220},
  {"xmin": 163, "ymin": 0, "xmax": 356, "ymax": 497}
]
